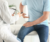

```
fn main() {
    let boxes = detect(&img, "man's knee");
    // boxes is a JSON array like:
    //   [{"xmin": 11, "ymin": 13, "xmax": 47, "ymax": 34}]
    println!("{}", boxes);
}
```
[{"xmin": 17, "ymin": 26, "xmax": 28, "ymax": 38}]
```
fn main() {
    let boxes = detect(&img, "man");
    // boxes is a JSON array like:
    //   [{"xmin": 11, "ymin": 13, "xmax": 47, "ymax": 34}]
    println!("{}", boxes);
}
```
[
  {"xmin": 17, "ymin": 0, "xmax": 50, "ymax": 42},
  {"xmin": 0, "ymin": 0, "xmax": 21, "ymax": 42}
]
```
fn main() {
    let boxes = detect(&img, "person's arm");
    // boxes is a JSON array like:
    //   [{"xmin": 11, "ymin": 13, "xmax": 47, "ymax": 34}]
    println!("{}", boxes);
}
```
[
  {"xmin": 0, "ymin": 1, "xmax": 12, "ymax": 24},
  {"xmin": 23, "ymin": 12, "xmax": 50, "ymax": 27},
  {"xmin": 32, "ymin": 12, "xmax": 50, "ymax": 25},
  {"xmin": 23, "ymin": 0, "xmax": 50, "ymax": 27},
  {"xmin": 20, "ymin": 3, "xmax": 24, "ymax": 13},
  {"xmin": 32, "ymin": 0, "xmax": 50, "ymax": 25},
  {"xmin": 20, "ymin": 2, "xmax": 29, "ymax": 18}
]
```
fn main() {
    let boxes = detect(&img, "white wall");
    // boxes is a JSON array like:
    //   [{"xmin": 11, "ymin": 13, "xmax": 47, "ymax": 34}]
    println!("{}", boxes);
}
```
[
  {"xmin": 7, "ymin": 0, "xmax": 22, "ymax": 11},
  {"xmin": 7, "ymin": 0, "xmax": 27, "ymax": 13}
]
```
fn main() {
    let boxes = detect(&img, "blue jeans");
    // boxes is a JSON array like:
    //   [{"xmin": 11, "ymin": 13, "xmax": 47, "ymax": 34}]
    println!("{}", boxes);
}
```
[{"xmin": 17, "ymin": 25, "xmax": 49, "ymax": 42}]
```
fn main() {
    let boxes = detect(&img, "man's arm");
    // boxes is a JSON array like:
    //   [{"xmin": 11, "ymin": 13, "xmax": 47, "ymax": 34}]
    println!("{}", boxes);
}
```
[
  {"xmin": 23, "ymin": 11, "xmax": 50, "ymax": 27},
  {"xmin": 20, "ymin": 3, "xmax": 29, "ymax": 18},
  {"xmin": 32, "ymin": 12, "xmax": 50, "ymax": 25},
  {"xmin": 20, "ymin": 3, "xmax": 24, "ymax": 13},
  {"xmin": 23, "ymin": 0, "xmax": 50, "ymax": 27}
]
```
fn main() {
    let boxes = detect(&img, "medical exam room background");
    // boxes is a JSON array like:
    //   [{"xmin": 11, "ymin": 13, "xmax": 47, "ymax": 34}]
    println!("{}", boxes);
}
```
[{"xmin": 7, "ymin": 0, "xmax": 50, "ymax": 42}]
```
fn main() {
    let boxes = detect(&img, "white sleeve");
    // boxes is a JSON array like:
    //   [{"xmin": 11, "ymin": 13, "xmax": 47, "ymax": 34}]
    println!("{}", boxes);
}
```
[
  {"xmin": 10, "ymin": 14, "xmax": 19, "ymax": 24},
  {"xmin": 15, "ymin": 14, "xmax": 19, "ymax": 21},
  {"xmin": 1, "ymin": 1, "xmax": 11, "ymax": 24}
]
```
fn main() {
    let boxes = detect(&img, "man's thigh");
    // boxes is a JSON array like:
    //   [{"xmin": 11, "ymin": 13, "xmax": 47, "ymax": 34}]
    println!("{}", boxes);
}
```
[{"xmin": 18, "ymin": 26, "xmax": 35, "ymax": 38}]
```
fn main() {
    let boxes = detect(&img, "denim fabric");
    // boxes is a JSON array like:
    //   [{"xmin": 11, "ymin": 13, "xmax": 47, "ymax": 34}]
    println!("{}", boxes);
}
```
[{"xmin": 17, "ymin": 25, "xmax": 49, "ymax": 42}]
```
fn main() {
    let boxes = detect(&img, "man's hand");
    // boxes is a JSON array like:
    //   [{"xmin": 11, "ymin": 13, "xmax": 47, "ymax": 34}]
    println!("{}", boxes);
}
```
[
  {"xmin": 23, "ymin": 22, "xmax": 34, "ymax": 27},
  {"xmin": 22, "ymin": 13, "xmax": 29, "ymax": 18},
  {"xmin": 18, "ymin": 12, "xmax": 22, "ymax": 17}
]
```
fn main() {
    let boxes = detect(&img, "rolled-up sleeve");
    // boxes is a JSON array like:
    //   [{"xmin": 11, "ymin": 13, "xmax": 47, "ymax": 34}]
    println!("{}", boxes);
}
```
[
  {"xmin": 43, "ymin": 0, "xmax": 50, "ymax": 11},
  {"xmin": 22, "ymin": 0, "xmax": 27, "ymax": 5}
]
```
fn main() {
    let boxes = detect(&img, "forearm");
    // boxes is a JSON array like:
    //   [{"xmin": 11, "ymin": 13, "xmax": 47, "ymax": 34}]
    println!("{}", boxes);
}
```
[
  {"xmin": 32, "ymin": 16, "xmax": 47, "ymax": 25},
  {"xmin": 32, "ymin": 12, "xmax": 50, "ymax": 25},
  {"xmin": 20, "ymin": 3, "xmax": 24, "ymax": 13}
]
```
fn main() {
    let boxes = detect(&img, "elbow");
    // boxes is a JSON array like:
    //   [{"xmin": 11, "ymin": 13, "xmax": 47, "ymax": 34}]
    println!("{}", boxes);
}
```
[
  {"xmin": 20, "ymin": 3, "xmax": 23, "ymax": 6},
  {"xmin": 20, "ymin": 3, "xmax": 22, "ymax": 5},
  {"xmin": 19, "ymin": 3, "xmax": 23, "ymax": 8}
]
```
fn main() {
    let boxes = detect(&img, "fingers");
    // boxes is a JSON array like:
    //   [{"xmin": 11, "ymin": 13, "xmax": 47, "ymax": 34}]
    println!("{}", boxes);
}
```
[
  {"xmin": 24, "ymin": 16, "xmax": 29, "ymax": 18},
  {"xmin": 23, "ymin": 16, "xmax": 29, "ymax": 18},
  {"xmin": 22, "ymin": 13, "xmax": 26, "ymax": 17},
  {"xmin": 22, "ymin": 13, "xmax": 26, "ymax": 15},
  {"xmin": 22, "ymin": 15, "xmax": 29, "ymax": 18},
  {"xmin": 22, "ymin": 13, "xmax": 29, "ymax": 18}
]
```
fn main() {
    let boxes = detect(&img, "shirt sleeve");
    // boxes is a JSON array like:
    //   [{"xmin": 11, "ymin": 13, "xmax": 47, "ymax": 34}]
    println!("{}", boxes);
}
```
[
  {"xmin": 43, "ymin": 0, "xmax": 50, "ymax": 11},
  {"xmin": 1, "ymin": 1, "xmax": 11, "ymax": 24},
  {"xmin": 22, "ymin": 0, "xmax": 27, "ymax": 5}
]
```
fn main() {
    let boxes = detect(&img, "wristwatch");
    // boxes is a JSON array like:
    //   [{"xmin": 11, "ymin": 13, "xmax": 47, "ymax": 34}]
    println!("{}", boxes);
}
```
[{"xmin": 21, "ymin": 12, "xmax": 23, "ymax": 14}]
